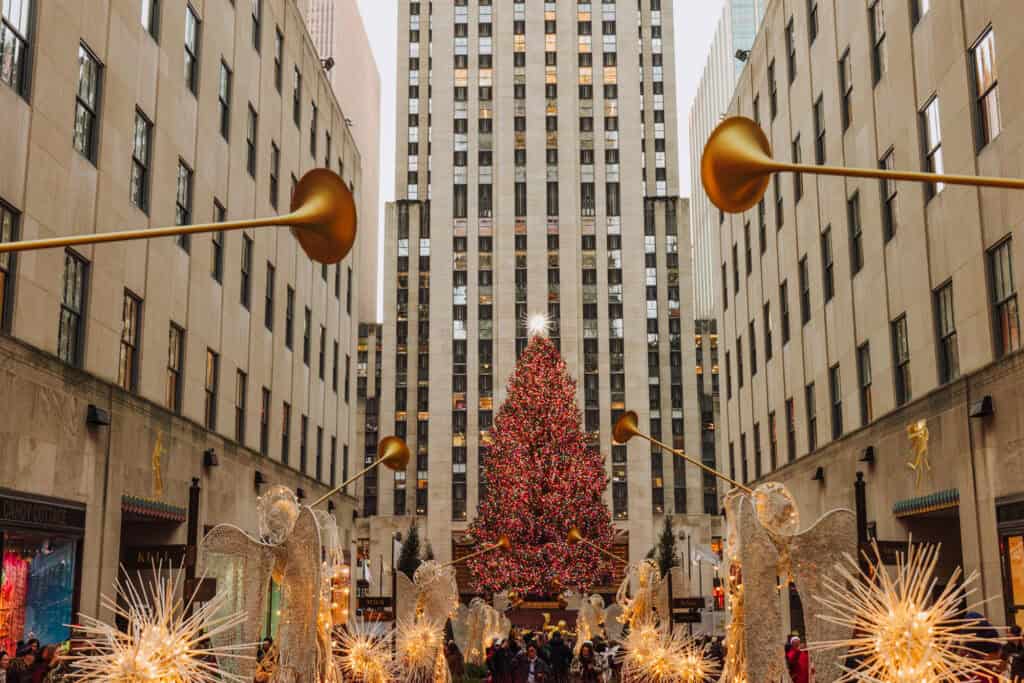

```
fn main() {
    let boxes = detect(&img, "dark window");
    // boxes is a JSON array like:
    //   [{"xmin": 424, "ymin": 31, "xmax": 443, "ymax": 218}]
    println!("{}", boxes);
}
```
[
  {"xmin": 292, "ymin": 66, "xmax": 302, "ymax": 126},
  {"xmin": 839, "ymin": 50, "xmax": 853, "ymax": 130},
  {"xmin": 813, "ymin": 96, "xmax": 826, "ymax": 164},
  {"xmin": 891, "ymin": 315, "xmax": 911, "ymax": 406},
  {"xmin": 736, "ymin": 336, "xmax": 744, "ymax": 388},
  {"xmin": 303, "ymin": 306, "xmax": 311, "ymax": 365},
  {"xmin": 972, "ymin": 29, "xmax": 1000, "ymax": 148},
  {"xmin": 606, "ymin": 182, "xmax": 620, "ymax": 217},
  {"xmin": 218, "ymin": 61, "xmax": 232, "ymax": 139},
  {"xmin": 721, "ymin": 262, "xmax": 728, "ymax": 310},
  {"xmin": 934, "ymin": 281, "xmax": 959, "ymax": 384},
  {"xmin": 260, "ymin": 388, "xmax": 270, "ymax": 455},
  {"xmin": 780, "ymin": 281, "xmax": 791, "ymax": 344},
  {"xmin": 299, "ymin": 415, "xmax": 308, "ymax": 472},
  {"xmin": 332, "ymin": 340, "xmax": 339, "ymax": 392},
  {"xmin": 346, "ymin": 267, "xmax": 352, "ymax": 314},
  {"xmin": 829, "ymin": 365, "xmax": 842, "ymax": 439},
  {"xmin": 0, "ymin": 203, "xmax": 17, "ymax": 331},
  {"xmin": 768, "ymin": 59, "xmax": 778, "ymax": 119},
  {"xmin": 807, "ymin": 0, "xmax": 818, "ymax": 44},
  {"xmin": 246, "ymin": 104, "xmax": 258, "ymax": 176},
  {"xmin": 204, "ymin": 348, "xmax": 219, "ymax": 429},
  {"xmin": 749, "ymin": 320, "xmax": 757, "ymax": 376},
  {"xmin": 318, "ymin": 325, "xmax": 326, "ymax": 380},
  {"xmin": 175, "ymin": 161, "xmax": 193, "ymax": 251},
  {"xmin": 58, "ymin": 250, "xmax": 89, "ymax": 367},
  {"xmin": 453, "ymin": 184, "xmax": 467, "ymax": 218},
  {"xmin": 264, "ymin": 262, "xmax": 274, "ymax": 330},
  {"xmin": 211, "ymin": 209, "xmax": 224, "ymax": 282},
  {"xmin": 250, "ymin": 0, "xmax": 261, "ymax": 51},
  {"xmin": 785, "ymin": 398, "xmax": 796, "ymax": 462},
  {"xmin": 184, "ymin": 5, "xmax": 200, "ymax": 94},
  {"xmin": 744, "ymin": 222, "xmax": 752, "ymax": 275},
  {"xmin": 763, "ymin": 302, "xmax": 773, "ymax": 362},
  {"xmin": 785, "ymin": 18, "xmax": 796, "ymax": 82},
  {"xmin": 129, "ymin": 110, "xmax": 152, "ymax": 211},
  {"xmin": 240, "ymin": 234, "xmax": 252, "ymax": 308},
  {"xmin": 821, "ymin": 227, "xmax": 834, "ymax": 302},
  {"xmin": 273, "ymin": 28, "xmax": 282, "ymax": 91},
  {"xmin": 0, "ymin": 0, "xmax": 33, "ymax": 97},
  {"xmin": 792, "ymin": 135, "xmax": 803, "ymax": 201},
  {"xmin": 848, "ymin": 192, "xmax": 863, "ymax": 273},
  {"xmin": 774, "ymin": 174, "xmax": 783, "ymax": 228},
  {"xmin": 270, "ymin": 142, "xmax": 279, "ymax": 208},
  {"xmin": 869, "ymin": 0, "xmax": 886, "ymax": 84},
  {"xmin": 235, "ymin": 370, "xmax": 247, "ymax": 444},
  {"xmin": 799, "ymin": 257, "xmax": 811, "ymax": 324},
  {"xmin": 857, "ymin": 343, "xmax": 872, "ymax": 426},
  {"xmin": 166, "ymin": 323, "xmax": 184, "ymax": 413},
  {"xmin": 920, "ymin": 98, "xmax": 944, "ymax": 201},
  {"xmin": 989, "ymin": 238, "xmax": 1020, "ymax": 357},
  {"xmin": 117, "ymin": 290, "xmax": 142, "ymax": 392},
  {"xmin": 879, "ymin": 150, "xmax": 898, "ymax": 240},
  {"xmin": 310, "ymin": 102, "xmax": 318, "ymax": 158},
  {"xmin": 344, "ymin": 354, "xmax": 351, "ymax": 402},
  {"xmin": 285, "ymin": 285, "xmax": 294, "ymax": 349},
  {"xmin": 805, "ymin": 382, "xmax": 817, "ymax": 452},
  {"xmin": 768, "ymin": 412, "xmax": 778, "ymax": 470},
  {"xmin": 281, "ymin": 402, "xmax": 291, "ymax": 464},
  {"xmin": 73, "ymin": 44, "xmax": 102, "ymax": 162}
]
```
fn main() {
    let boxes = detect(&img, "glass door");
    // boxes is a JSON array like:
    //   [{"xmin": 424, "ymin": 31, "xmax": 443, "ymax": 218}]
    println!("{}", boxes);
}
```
[{"xmin": 1001, "ymin": 534, "xmax": 1024, "ymax": 628}]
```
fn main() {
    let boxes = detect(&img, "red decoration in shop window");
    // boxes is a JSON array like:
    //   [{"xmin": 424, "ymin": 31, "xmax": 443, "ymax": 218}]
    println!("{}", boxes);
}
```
[
  {"xmin": 0, "ymin": 552, "xmax": 29, "ymax": 656},
  {"xmin": 468, "ymin": 335, "xmax": 615, "ymax": 596}
]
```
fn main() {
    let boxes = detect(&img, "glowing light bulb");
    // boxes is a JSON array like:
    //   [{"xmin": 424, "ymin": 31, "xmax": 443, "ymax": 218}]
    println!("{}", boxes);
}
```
[{"xmin": 526, "ymin": 312, "xmax": 551, "ymax": 337}]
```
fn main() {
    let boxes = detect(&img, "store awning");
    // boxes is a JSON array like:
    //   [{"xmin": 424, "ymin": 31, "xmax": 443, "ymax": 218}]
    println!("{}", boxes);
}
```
[
  {"xmin": 121, "ymin": 495, "xmax": 187, "ymax": 524},
  {"xmin": 893, "ymin": 488, "xmax": 959, "ymax": 519}
]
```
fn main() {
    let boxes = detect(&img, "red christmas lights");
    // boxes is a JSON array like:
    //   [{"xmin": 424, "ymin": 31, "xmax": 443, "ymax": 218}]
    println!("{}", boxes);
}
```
[{"xmin": 468, "ymin": 335, "xmax": 615, "ymax": 596}]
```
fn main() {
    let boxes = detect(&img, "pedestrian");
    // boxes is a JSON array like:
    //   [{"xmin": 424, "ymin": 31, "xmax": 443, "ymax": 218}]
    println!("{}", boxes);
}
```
[
  {"xmin": 570, "ymin": 642, "xmax": 605, "ymax": 683},
  {"xmin": 548, "ymin": 632, "xmax": 572, "ymax": 683},
  {"xmin": 513, "ymin": 643, "xmax": 550, "ymax": 683},
  {"xmin": 446, "ymin": 640, "xmax": 465, "ymax": 679},
  {"xmin": 961, "ymin": 612, "xmax": 1004, "ymax": 683},
  {"xmin": 1004, "ymin": 625, "xmax": 1024, "ymax": 682},
  {"xmin": 257, "ymin": 637, "xmax": 274, "ymax": 663},
  {"xmin": 0, "ymin": 650, "xmax": 9, "ymax": 683},
  {"xmin": 785, "ymin": 636, "xmax": 809, "ymax": 683}
]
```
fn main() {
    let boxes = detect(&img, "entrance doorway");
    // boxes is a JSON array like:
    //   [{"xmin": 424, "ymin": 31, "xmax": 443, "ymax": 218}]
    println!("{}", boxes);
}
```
[{"xmin": 997, "ymin": 498, "xmax": 1024, "ymax": 628}]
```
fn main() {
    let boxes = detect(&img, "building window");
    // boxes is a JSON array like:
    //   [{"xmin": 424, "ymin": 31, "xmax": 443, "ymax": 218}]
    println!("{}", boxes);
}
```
[
  {"xmin": 310, "ymin": 103, "xmax": 318, "ymax": 158},
  {"xmin": 732, "ymin": 244, "xmax": 739, "ymax": 292},
  {"xmin": 972, "ymin": 28, "xmax": 1000, "ymax": 149},
  {"xmin": 58, "ymin": 250, "xmax": 88, "ymax": 367},
  {"xmin": 218, "ymin": 61, "xmax": 232, "ymax": 140},
  {"xmin": 847, "ymin": 193, "xmax": 863, "ymax": 274},
  {"xmin": 270, "ymin": 142, "xmax": 280, "ymax": 208},
  {"xmin": 774, "ymin": 174, "xmax": 783, "ymax": 228},
  {"xmin": 799, "ymin": 257, "xmax": 811, "ymax": 324},
  {"xmin": 791, "ymin": 135, "xmax": 802, "ymax": 201},
  {"xmin": 829, "ymin": 365, "xmax": 842, "ymax": 439},
  {"xmin": 744, "ymin": 222, "xmax": 752, "ymax": 275},
  {"xmin": 785, "ymin": 397, "xmax": 796, "ymax": 462},
  {"xmin": 315, "ymin": 426, "xmax": 323, "ymax": 480},
  {"xmin": 912, "ymin": 0, "xmax": 930, "ymax": 25},
  {"xmin": 763, "ymin": 302, "xmax": 773, "ymax": 362},
  {"xmin": 166, "ymin": 323, "xmax": 184, "ymax": 412},
  {"xmin": 344, "ymin": 354, "xmax": 351, "ymax": 403},
  {"xmin": 318, "ymin": 325, "xmax": 326, "ymax": 380},
  {"xmin": 453, "ymin": 184, "xmax": 467, "ymax": 218},
  {"xmin": 780, "ymin": 281, "xmax": 790, "ymax": 344},
  {"xmin": 921, "ymin": 97, "xmax": 944, "ymax": 200},
  {"xmin": 260, "ymin": 387, "xmax": 270, "ymax": 455},
  {"xmin": 0, "ymin": 203, "xmax": 17, "ymax": 331},
  {"xmin": 285, "ymin": 286, "xmax": 294, "ymax": 349},
  {"xmin": 250, "ymin": 0, "xmax": 261, "ymax": 51},
  {"xmin": 211, "ymin": 206, "xmax": 225, "ymax": 282},
  {"xmin": 303, "ymin": 306, "xmax": 311, "ymax": 365},
  {"xmin": 749, "ymin": 321, "xmax": 758, "ymax": 376},
  {"xmin": 184, "ymin": 5, "xmax": 200, "ymax": 95},
  {"xmin": 204, "ymin": 348, "xmax": 219, "ymax": 430},
  {"xmin": 292, "ymin": 66, "xmax": 302, "ymax": 126},
  {"xmin": 235, "ymin": 370, "xmax": 247, "ymax": 444},
  {"xmin": 880, "ymin": 150, "xmax": 898, "ymax": 240},
  {"xmin": 839, "ymin": 49, "xmax": 852, "ymax": 131},
  {"xmin": 934, "ymin": 281, "xmax": 959, "ymax": 384},
  {"xmin": 807, "ymin": 0, "xmax": 818, "ymax": 44},
  {"xmin": 768, "ymin": 59, "xmax": 777, "ymax": 120},
  {"xmin": 820, "ymin": 228, "xmax": 834, "ymax": 302},
  {"xmin": 869, "ymin": 0, "xmax": 886, "ymax": 84},
  {"xmin": 175, "ymin": 161, "xmax": 193, "ymax": 251},
  {"xmin": 332, "ymin": 340, "xmax": 339, "ymax": 392},
  {"xmin": 891, "ymin": 315, "xmax": 911, "ymax": 406},
  {"xmin": 813, "ymin": 96, "xmax": 825, "ymax": 164},
  {"xmin": 785, "ymin": 18, "xmax": 796, "ymax": 83},
  {"xmin": 117, "ymin": 291, "xmax": 142, "ymax": 392},
  {"xmin": 73, "ymin": 44, "xmax": 102, "ymax": 162},
  {"xmin": 721, "ymin": 262, "xmax": 728, "ymax": 310},
  {"xmin": 857, "ymin": 343, "xmax": 872, "ymax": 426},
  {"xmin": 281, "ymin": 402, "xmax": 291, "ymax": 464},
  {"xmin": 264, "ymin": 262, "xmax": 275, "ymax": 331},
  {"xmin": 273, "ymin": 28, "xmax": 282, "ymax": 92},
  {"xmin": 989, "ymin": 238, "xmax": 1020, "ymax": 358},
  {"xmin": 768, "ymin": 411, "xmax": 778, "ymax": 470},
  {"xmin": 0, "ymin": 0, "xmax": 33, "ymax": 97},
  {"xmin": 515, "ymin": 182, "xmax": 527, "ymax": 217},
  {"xmin": 736, "ymin": 336, "xmax": 744, "ymax": 388},
  {"xmin": 740, "ymin": 434, "xmax": 748, "ymax": 483},
  {"xmin": 129, "ymin": 110, "xmax": 153, "ymax": 212},
  {"xmin": 725, "ymin": 351, "xmax": 732, "ymax": 399},
  {"xmin": 805, "ymin": 382, "xmax": 817, "ymax": 453},
  {"xmin": 346, "ymin": 267, "xmax": 352, "ymax": 314},
  {"xmin": 246, "ymin": 104, "xmax": 257, "ymax": 176},
  {"xmin": 241, "ymin": 234, "xmax": 252, "ymax": 309}
]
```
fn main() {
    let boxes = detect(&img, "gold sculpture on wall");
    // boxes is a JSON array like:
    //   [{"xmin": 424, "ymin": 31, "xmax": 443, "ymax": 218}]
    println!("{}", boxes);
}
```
[
  {"xmin": 151, "ymin": 430, "xmax": 166, "ymax": 499},
  {"xmin": 906, "ymin": 419, "xmax": 931, "ymax": 491}
]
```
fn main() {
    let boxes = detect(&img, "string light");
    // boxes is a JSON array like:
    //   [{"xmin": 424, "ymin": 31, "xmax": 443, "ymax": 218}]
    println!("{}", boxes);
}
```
[
  {"xmin": 334, "ymin": 620, "xmax": 397, "ymax": 683},
  {"xmin": 525, "ymin": 312, "xmax": 552, "ymax": 337},
  {"xmin": 621, "ymin": 620, "xmax": 719, "ymax": 683},
  {"xmin": 812, "ymin": 540, "xmax": 1004, "ymax": 682},
  {"xmin": 67, "ymin": 566, "xmax": 252, "ymax": 683},
  {"xmin": 396, "ymin": 616, "xmax": 445, "ymax": 682}
]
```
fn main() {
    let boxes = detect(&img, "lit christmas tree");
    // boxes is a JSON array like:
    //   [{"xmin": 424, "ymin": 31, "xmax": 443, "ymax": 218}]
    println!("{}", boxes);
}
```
[{"xmin": 468, "ymin": 329, "xmax": 615, "ymax": 596}]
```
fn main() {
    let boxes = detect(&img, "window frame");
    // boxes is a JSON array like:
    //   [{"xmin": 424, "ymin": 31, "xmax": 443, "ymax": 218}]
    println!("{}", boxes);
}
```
[
  {"xmin": 57, "ymin": 249, "xmax": 89, "ymax": 367},
  {"xmin": 204, "ymin": 348, "xmax": 219, "ymax": 430},
  {"xmin": 184, "ymin": 4, "xmax": 201, "ymax": 95},
  {"xmin": 0, "ymin": 202, "xmax": 19, "ymax": 333},
  {"xmin": 130, "ymin": 108, "xmax": 153, "ymax": 212},
  {"xmin": 988, "ymin": 237, "xmax": 1020, "ymax": 358},
  {"xmin": 0, "ymin": 0, "xmax": 35, "ymax": 98},
  {"xmin": 971, "ymin": 28, "xmax": 1000, "ymax": 150},
  {"xmin": 117, "ymin": 289, "xmax": 143, "ymax": 392},
  {"xmin": 73, "ymin": 43, "xmax": 103, "ymax": 163},
  {"xmin": 857, "ymin": 342, "xmax": 872, "ymax": 426},
  {"xmin": 166, "ymin": 323, "xmax": 185, "ymax": 414},
  {"xmin": 933, "ymin": 280, "xmax": 959, "ymax": 384},
  {"xmin": 891, "ymin": 314, "xmax": 911, "ymax": 406}
]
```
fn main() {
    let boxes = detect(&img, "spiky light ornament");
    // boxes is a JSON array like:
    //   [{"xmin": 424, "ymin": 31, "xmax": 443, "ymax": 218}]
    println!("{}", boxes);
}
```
[
  {"xmin": 334, "ymin": 620, "xmax": 397, "ymax": 683},
  {"xmin": 813, "ymin": 540, "xmax": 1005, "ymax": 682},
  {"xmin": 620, "ymin": 620, "xmax": 718, "ymax": 683},
  {"xmin": 719, "ymin": 566, "xmax": 746, "ymax": 683},
  {"xmin": 396, "ymin": 616, "xmax": 445, "ymax": 682},
  {"xmin": 68, "ymin": 567, "xmax": 251, "ymax": 682}
]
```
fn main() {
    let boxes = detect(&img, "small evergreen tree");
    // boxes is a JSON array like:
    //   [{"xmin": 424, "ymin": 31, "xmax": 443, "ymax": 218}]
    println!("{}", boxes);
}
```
[
  {"xmin": 655, "ymin": 515, "xmax": 678, "ymax": 577},
  {"xmin": 422, "ymin": 540, "xmax": 435, "ymax": 562},
  {"xmin": 397, "ymin": 523, "xmax": 422, "ymax": 578}
]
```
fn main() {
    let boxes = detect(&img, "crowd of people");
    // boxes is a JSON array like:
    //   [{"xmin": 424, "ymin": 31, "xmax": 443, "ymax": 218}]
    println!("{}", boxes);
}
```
[
  {"xmin": 0, "ymin": 639, "xmax": 71, "ymax": 683},
  {"xmin": 476, "ymin": 629, "xmax": 725, "ymax": 683}
]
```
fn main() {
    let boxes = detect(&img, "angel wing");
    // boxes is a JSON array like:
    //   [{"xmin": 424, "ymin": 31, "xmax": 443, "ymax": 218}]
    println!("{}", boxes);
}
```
[
  {"xmin": 604, "ymin": 604, "xmax": 625, "ymax": 643},
  {"xmin": 412, "ymin": 560, "xmax": 460, "ymax": 625},
  {"xmin": 652, "ymin": 570, "xmax": 671, "ymax": 626},
  {"xmin": 201, "ymin": 524, "xmax": 277, "ymax": 680},
  {"xmin": 736, "ymin": 495, "xmax": 787, "ymax": 683},
  {"xmin": 451, "ymin": 603, "xmax": 472, "ymax": 662},
  {"xmin": 275, "ymin": 507, "xmax": 322, "ymax": 683},
  {"xmin": 395, "ymin": 569, "xmax": 419, "ymax": 625},
  {"xmin": 790, "ymin": 508, "xmax": 856, "ymax": 683}
]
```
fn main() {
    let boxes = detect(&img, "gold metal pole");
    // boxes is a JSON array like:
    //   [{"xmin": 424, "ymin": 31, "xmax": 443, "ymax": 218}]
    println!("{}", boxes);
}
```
[
  {"xmin": 438, "ymin": 536, "xmax": 512, "ymax": 568},
  {"xmin": 567, "ymin": 529, "xmax": 627, "ymax": 565},
  {"xmin": 0, "ymin": 169, "xmax": 357, "ymax": 264},
  {"xmin": 781, "ymin": 160, "xmax": 1024, "ymax": 191},
  {"xmin": 614, "ymin": 411, "xmax": 752, "ymax": 494},
  {"xmin": 310, "ymin": 436, "xmax": 410, "ymax": 508}
]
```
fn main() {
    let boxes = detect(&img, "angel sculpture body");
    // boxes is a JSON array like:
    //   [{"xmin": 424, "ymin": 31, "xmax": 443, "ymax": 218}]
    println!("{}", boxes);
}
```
[
  {"xmin": 574, "ymin": 594, "xmax": 607, "ymax": 654},
  {"xmin": 616, "ymin": 559, "xmax": 663, "ymax": 629}
]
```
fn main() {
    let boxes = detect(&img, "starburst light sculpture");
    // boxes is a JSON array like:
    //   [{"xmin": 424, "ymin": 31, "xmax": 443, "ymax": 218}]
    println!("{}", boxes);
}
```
[{"xmin": 334, "ymin": 620, "xmax": 397, "ymax": 683}]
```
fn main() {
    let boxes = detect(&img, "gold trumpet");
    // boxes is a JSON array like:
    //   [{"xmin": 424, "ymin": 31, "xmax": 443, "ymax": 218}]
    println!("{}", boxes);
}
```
[
  {"xmin": 310, "ymin": 435, "xmax": 409, "ymax": 507},
  {"xmin": 567, "ymin": 527, "xmax": 625, "ymax": 565},
  {"xmin": 701, "ymin": 116, "xmax": 1024, "ymax": 214},
  {"xmin": 439, "ymin": 536, "xmax": 512, "ymax": 568},
  {"xmin": 613, "ymin": 410, "xmax": 752, "ymax": 494},
  {"xmin": 0, "ymin": 169, "xmax": 356, "ymax": 264}
]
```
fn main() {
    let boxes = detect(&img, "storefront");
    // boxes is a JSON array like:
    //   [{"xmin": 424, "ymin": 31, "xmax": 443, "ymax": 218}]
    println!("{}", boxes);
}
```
[
  {"xmin": 997, "ymin": 496, "xmax": 1024, "ymax": 629},
  {"xmin": 0, "ymin": 490, "xmax": 85, "ymax": 654}
]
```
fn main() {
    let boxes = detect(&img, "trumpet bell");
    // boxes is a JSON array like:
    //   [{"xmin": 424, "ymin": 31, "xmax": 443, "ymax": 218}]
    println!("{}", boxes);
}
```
[
  {"xmin": 377, "ymin": 436, "xmax": 410, "ymax": 472},
  {"xmin": 567, "ymin": 527, "xmax": 583, "ymax": 545},
  {"xmin": 496, "ymin": 536, "xmax": 512, "ymax": 551},
  {"xmin": 612, "ymin": 410, "xmax": 640, "ymax": 445},
  {"xmin": 290, "ymin": 169, "xmax": 357, "ymax": 264},
  {"xmin": 701, "ymin": 116, "xmax": 775, "ymax": 214}
]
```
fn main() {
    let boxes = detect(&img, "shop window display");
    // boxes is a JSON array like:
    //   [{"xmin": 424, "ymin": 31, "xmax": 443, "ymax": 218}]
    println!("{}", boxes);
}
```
[{"xmin": 0, "ymin": 532, "xmax": 77, "ymax": 654}]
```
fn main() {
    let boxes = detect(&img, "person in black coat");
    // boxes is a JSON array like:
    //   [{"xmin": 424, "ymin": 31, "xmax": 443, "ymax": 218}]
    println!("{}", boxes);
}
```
[{"xmin": 513, "ymin": 644, "xmax": 550, "ymax": 683}]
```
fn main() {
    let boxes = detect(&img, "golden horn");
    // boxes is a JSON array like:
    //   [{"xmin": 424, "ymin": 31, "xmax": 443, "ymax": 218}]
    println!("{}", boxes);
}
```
[
  {"xmin": 0, "ymin": 169, "xmax": 357, "ymax": 265},
  {"xmin": 310, "ymin": 435, "xmax": 409, "ymax": 507},
  {"xmin": 567, "ymin": 529, "xmax": 625, "ymax": 565},
  {"xmin": 439, "ymin": 537, "xmax": 512, "ymax": 568},
  {"xmin": 702, "ymin": 116, "xmax": 1024, "ymax": 214},
  {"xmin": 613, "ymin": 410, "xmax": 752, "ymax": 494},
  {"xmin": 567, "ymin": 527, "xmax": 584, "ymax": 545}
]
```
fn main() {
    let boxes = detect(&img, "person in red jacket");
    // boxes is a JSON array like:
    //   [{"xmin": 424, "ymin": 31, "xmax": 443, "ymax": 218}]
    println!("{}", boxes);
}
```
[{"xmin": 785, "ymin": 636, "xmax": 810, "ymax": 683}]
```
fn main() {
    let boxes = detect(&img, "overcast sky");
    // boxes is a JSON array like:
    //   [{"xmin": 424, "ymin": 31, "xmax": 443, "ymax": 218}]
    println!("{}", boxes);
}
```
[{"xmin": 356, "ymin": 0, "xmax": 728, "ymax": 313}]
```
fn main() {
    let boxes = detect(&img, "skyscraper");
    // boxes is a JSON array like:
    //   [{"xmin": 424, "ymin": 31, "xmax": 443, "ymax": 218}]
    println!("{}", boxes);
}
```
[{"xmin": 360, "ymin": 0, "xmax": 720, "ymax": 610}]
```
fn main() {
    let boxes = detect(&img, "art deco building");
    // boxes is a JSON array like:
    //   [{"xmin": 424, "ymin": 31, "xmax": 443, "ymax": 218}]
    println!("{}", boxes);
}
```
[
  {"xmin": 358, "ymin": 0, "xmax": 720, "ymax": 616},
  {"xmin": 0, "ymin": 0, "xmax": 373, "ymax": 639},
  {"xmin": 716, "ymin": 0, "xmax": 1024, "ymax": 630}
]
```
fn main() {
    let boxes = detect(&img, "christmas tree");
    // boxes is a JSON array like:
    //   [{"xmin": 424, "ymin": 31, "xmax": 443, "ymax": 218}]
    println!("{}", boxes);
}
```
[
  {"xmin": 397, "ymin": 523, "xmax": 422, "ymax": 579},
  {"xmin": 468, "ymin": 333, "xmax": 615, "ymax": 596},
  {"xmin": 655, "ymin": 515, "xmax": 679, "ymax": 577}
]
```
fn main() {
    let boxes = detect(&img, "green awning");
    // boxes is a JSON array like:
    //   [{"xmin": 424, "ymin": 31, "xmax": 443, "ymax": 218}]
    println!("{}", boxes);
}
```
[
  {"xmin": 121, "ymin": 495, "xmax": 187, "ymax": 523},
  {"xmin": 893, "ymin": 489, "xmax": 959, "ymax": 518}
]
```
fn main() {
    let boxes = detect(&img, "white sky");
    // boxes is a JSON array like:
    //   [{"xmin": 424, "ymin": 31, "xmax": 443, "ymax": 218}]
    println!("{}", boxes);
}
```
[{"xmin": 356, "ymin": 0, "xmax": 728, "ymax": 315}]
